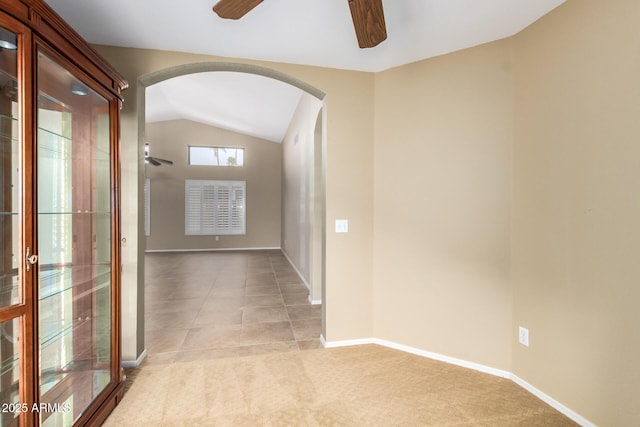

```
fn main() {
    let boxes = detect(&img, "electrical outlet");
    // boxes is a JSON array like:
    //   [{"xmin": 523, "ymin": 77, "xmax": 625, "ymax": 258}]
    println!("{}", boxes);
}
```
[{"xmin": 518, "ymin": 326, "xmax": 529, "ymax": 347}]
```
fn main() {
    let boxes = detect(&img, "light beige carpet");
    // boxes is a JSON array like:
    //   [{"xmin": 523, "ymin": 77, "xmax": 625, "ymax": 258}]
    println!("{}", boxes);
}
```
[{"xmin": 105, "ymin": 345, "xmax": 577, "ymax": 426}]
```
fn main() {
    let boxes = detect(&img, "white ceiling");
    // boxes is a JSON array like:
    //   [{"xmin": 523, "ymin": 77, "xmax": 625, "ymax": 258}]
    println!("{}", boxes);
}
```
[
  {"xmin": 145, "ymin": 72, "xmax": 303, "ymax": 143},
  {"xmin": 46, "ymin": 0, "xmax": 565, "ymax": 73},
  {"xmin": 46, "ymin": 0, "xmax": 566, "ymax": 142}
]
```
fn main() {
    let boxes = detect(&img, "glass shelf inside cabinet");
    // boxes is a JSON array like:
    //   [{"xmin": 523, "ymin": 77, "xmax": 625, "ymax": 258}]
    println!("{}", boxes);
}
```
[
  {"xmin": 1, "ymin": 111, "xmax": 20, "ymax": 307},
  {"xmin": 0, "ymin": 318, "xmax": 20, "ymax": 427},
  {"xmin": 0, "ymin": 272, "xmax": 19, "ymax": 306},
  {"xmin": 38, "ymin": 264, "xmax": 111, "ymax": 300},
  {"xmin": 0, "ymin": 353, "xmax": 19, "ymax": 379},
  {"xmin": 37, "ymin": 211, "xmax": 112, "ymax": 215},
  {"xmin": 37, "ymin": 126, "xmax": 72, "ymax": 162},
  {"xmin": 38, "ymin": 264, "xmax": 112, "ymax": 395},
  {"xmin": 0, "ymin": 112, "xmax": 17, "ymax": 124}
]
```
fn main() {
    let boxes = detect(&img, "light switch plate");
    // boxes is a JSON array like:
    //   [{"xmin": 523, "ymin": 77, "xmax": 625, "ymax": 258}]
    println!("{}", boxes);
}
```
[{"xmin": 335, "ymin": 219, "xmax": 349, "ymax": 233}]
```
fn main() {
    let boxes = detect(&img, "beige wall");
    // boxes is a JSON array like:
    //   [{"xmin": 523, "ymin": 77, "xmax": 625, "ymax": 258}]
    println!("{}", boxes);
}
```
[
  {"xmin": 281, "ymin": 93, "xmax": 323, "ymax": 300},
  {"xmin": 373, "ymin": 40, "xmax": 514, "ymax": 370},
  {"xmin": 145, "ymin": 119, "xmax": 282, "ymax": 251},
  {"xmin": 373, "ymin": 0, "xmax": 640, "ymax": 423},
  {"xmin": 512, "ymin": 0, "xmax": 640, "ymax": 425},
  {"xmin": 93, "ymin": 45, "xmax": 375, "ymax": 360}
]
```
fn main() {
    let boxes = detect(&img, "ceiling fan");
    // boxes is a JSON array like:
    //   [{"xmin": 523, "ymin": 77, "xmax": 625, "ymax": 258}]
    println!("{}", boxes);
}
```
[
  {"xmin": 145, "ymin": 156, "xmax": 174, "ymax": 167},
  {"xmin": 144, "ymin": 144, "xmax": 174, "ymax": 166},
  {"xmin": 212, "ymin": 0, "xmax": 387, "ymax": 49}
]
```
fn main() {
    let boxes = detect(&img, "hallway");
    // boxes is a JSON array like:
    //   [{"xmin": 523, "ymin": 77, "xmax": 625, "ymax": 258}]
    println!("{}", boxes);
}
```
[{"xmin": 143, "ymin": 250, "xmax": 322, "ymax": 364}]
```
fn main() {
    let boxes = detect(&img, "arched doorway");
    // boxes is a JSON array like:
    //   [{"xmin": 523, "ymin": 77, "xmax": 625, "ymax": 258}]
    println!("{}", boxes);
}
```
[{"xmin": 136, "ymin": 62, "xmax": 327, "ymax": 359}]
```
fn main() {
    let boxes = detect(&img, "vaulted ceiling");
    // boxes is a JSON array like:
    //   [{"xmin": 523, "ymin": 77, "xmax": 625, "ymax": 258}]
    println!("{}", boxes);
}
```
[{"xmin": 145, "ymin": 72, "xmax": 304, "ymax": 143}]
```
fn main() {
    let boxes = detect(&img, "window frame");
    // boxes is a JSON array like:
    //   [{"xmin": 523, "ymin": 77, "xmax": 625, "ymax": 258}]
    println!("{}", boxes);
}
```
[{"xmin": 188, "ymin": 145, "xmax": 245, "ymax": 167}]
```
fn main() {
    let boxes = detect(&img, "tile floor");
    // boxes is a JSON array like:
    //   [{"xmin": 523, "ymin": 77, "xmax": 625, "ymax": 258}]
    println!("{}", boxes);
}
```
[{"xmin": 143, "ymin": 250, "xmax": 322, "ymax": 364}]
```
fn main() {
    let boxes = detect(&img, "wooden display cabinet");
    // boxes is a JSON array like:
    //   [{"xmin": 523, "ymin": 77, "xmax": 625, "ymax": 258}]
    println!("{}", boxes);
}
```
[{"xmin": 0, "ymin": 1, "xmax": 127, "ymax": 425}]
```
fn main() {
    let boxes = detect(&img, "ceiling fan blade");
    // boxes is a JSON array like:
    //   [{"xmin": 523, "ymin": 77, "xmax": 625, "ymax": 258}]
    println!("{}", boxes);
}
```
[
  {"xmin": 145, "ymin": 157, "xmax": 161, "ymax": 166},
  {"xmin": 213, "ymin": 0, "xmax": 264, "ymax": 20},
  {"xmin": 155, "ymin": 158, "xmax": 174, "ymax": 165},
  {"xmin": 146, "ymin": 156, "xmax": 174, "ymax": 166},
  {"xmin": 348, "ymin": 0, "xmax": 387, "ymax": 49}
]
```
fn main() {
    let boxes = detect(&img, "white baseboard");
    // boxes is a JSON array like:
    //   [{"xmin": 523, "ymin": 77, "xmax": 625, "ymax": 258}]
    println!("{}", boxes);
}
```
[
  {"xmin": 324, "ymin": 337, "xmax": 509, "ymax": 378},
  {"xmin": 145, "ymin": 247, "xmax": 281, "ymax": 253},
  {"xmin": 280, "ymin": 250, "xmax": 323, "ymax": 305},
  {"xmin": 122, "ymin": 348, "xmax": 147, "ymax": 368},
  {"xmin": 511, "ymin": 374, "xmax": 596, "ymax": 427},
  {"xmin": 373, "ymin": 339, "xmax": 512, "ymax": 379},
  {"xmin": 280, "ymin": 250, "xmax": 311, "ymax": 291},
  {"xmin": 308, "ymin": 295, "xmax": 322, "ymax": 305},
  {"xmin": 319, "ymin": 335, "xmax": 327, "ymax": 347},
  {"xmin": 322, "ymin": 337, "xmax": 376, "ymax": 348},
  {"xmin": 322, "ymin": 337, "xmax": 592, "ymax": 426}
]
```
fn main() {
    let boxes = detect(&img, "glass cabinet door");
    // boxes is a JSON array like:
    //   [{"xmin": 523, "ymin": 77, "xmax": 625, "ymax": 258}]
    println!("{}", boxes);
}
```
[
  {"xmin": 0, "ymin": 23, "xmax": 22, "ymax": 427},
  {"xmin": 36, "ymin": 50, "xmax": 113, "ymax": 426}
]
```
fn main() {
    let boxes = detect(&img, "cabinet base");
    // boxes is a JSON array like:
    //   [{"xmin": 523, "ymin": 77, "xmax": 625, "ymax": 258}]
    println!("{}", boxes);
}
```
[{"xmin": 80, "ymin": 378, "xmax": 126, "ymax": 426}]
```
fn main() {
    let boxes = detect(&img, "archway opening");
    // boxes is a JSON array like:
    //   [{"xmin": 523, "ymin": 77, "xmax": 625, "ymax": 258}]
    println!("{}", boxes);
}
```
[{"xmin": 136, "ymin": 62, "xmax": 327, "ymax": 359}]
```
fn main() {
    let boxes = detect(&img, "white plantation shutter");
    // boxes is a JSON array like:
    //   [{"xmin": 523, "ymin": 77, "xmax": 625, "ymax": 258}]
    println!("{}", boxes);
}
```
[
  {"xmin": 230, "ymin": 184, "xmax": 245, "ymax": 232},
  {"xmin": 185, "ymin": 180, "xmax": 246, "ymax": 235},
  {"xmin": 216, "ymin": 185, "xmax": 230, "ymax": 232},
  {"xmin": 185, "ymin": 181, "xmax": 206, "ymax": 235},
  {"xmin": 201, "ymin": 184, "xmax": 217, "ymax": 234}
]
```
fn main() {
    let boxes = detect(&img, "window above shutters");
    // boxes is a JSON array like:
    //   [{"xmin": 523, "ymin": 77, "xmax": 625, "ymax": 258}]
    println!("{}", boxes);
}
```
[
  {"xmin": 185, "ymin": 180, "xmax": 246, "ymax": 235},
  {"xmin": 189, "ymin": 146, "xmax": 244, "ymax": 166}
]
